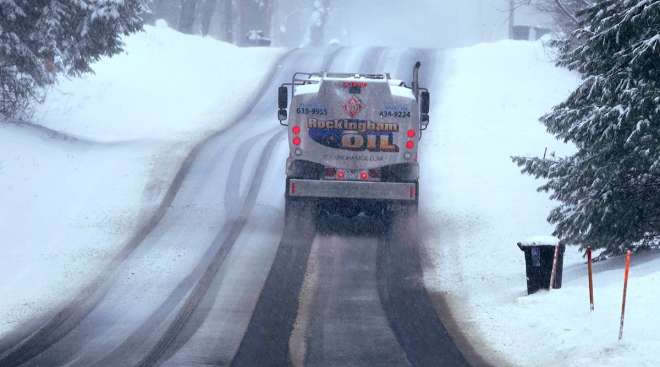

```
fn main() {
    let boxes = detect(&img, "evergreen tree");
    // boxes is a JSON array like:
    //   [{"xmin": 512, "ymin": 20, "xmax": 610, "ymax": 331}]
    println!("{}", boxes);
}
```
[
  {"xmin": 513, "ymin": 0, "xmax": 660, "ymax": 255},
  {"xmin": 0, "ymin": 0, "xmax": 147, "ymax": 117}
]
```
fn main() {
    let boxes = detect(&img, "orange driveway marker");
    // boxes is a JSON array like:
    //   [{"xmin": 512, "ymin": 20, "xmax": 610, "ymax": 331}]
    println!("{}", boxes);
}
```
[{"xmin": 618, "ymin": 249, "xmax": 632, "ymax": 341}]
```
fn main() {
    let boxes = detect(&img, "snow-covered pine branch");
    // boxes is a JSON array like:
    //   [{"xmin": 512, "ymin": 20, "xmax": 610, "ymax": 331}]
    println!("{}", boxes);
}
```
[
  {"xmin": 0, "ymin": 0, "xmax": 147, "ymax": 118},
  {"xmin": 513, "ymin": 0, "xmax": 660, "ymax": 255}
]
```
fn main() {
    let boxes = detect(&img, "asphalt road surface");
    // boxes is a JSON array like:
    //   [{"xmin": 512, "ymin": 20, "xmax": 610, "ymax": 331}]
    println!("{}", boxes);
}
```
[{"xmin": 0, "ymin": 47, "xmax": 475, "ymax": 367}]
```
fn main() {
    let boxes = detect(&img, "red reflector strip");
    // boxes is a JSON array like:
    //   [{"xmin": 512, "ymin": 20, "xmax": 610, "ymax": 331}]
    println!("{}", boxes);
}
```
[
  {"xmin": 410, "ymin": 185, "xmax": 416, "ymax": 199},
  {"xmin": 290, "ymin": 182, "xmax": 296, "ymax": 194}
]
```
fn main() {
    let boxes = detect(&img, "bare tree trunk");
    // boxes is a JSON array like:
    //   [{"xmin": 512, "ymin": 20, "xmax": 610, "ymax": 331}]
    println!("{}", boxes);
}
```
[
  {"xmin": 263, "ymin": 0, "xmax": 274, "ymax": 40},
  {"xmin": 150, "ymin": 0, "xmax": 180, "ymax": 27},
  {"xmin": 222, "ymin": 0, "xmax": 234, "ymax": 43},
  {"xmin": 200, "ymin": 0, "xmax": 218, "ymax": 36},
  {"xmin": 532, "ymin": 0, "xmax": 587, "ymax": 32},
  {"xmin": 237, "ymin": 0, "xmax": 249, "ymax": 45},
  {"xmin": 309, "ymin": 0, "xmax": 330, "ymax": 46},
  {"xmin": 179, "ymin": 0, "xmax": 198, "ymax": 34},
  {"xmin": 508, "ymin": 0, "xmax": 515, "ymax": 39}
]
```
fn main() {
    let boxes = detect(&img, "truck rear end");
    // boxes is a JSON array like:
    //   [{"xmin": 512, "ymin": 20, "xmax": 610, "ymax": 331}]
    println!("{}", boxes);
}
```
[{"xmin": 278, "ymin": 64, "xmax": 430, "ymax": 220}]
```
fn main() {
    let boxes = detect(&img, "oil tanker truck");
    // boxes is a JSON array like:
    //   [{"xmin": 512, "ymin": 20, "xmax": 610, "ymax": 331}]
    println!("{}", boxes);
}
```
[{"xmin": 277, "ymin": 62, "xmax": 430, "ymax": 222}]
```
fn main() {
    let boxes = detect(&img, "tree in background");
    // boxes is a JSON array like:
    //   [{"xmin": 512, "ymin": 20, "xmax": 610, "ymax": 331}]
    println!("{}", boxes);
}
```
[
  {"xmin": 237, "ymin": 0, "xmax": 273, "ymax": 45},
  {"xmin": 513, "ymin": 0, "xmax": 660, "ymax": 255},
  {"xmin": 148, "ymin": 0, "xmax": 180, "ymax": 27},
  {"xmin": 533, "ymin": 0, "xmax": 591, "ymax": 33},
  {"xmin": 147, "ymin": 0, "xmax": 274, "ymax": 45},
  {"xmin": 0, "ymin": 0, "xmax": 146, "ymax": 118},
  {"xmin": 510, "ymin": 0, "xmax": 591, "ymax": 34},
  {"xmin": 200, "ymin": 0, "xmax": 219, "ymax": 36},
  {"xmin": 179, "ymin": 0, "xmax": 198, "ymax": 34},
  {"xmin": 308, "ymin": 0, "xmax": 331, "ymax": 46}
]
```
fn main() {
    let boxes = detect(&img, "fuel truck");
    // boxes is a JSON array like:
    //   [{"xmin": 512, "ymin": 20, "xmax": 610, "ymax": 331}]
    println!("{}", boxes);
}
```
[{"xmin": 277, "ymin": 62, "xmax": 430, "ymax": 221}]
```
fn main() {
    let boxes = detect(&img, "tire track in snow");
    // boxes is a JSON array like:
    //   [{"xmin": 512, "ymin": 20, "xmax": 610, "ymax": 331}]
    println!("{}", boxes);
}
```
[
  {"xmin": 94, "ymin": 47, "xmax": 347, "ymax": 367},
  {"xmin": 229, "ymin": 46, "xmax": 387, "ymax": 367},
  {"xmin": 71, "ymin": 129, "xmax": 277, "ymax": 367},
  {"xmin": 303, "ymin": 218, "xmax": 412, "ymax": 367},
  {"xmin": 275, "ymin": 48, "xmax": 473, "ymax": 367},
  {"xmin": 132, "ymin": 129, "xmax": 286, "ymax": 367},
  {"xmin": 377, "ymin": 208, "xmax": 470, "ymax": 367},
  {"xmin": 0, "ymin": 49, "xmax": 297, "ymax": 367},
  {"xmin": 22, "ymin": 48, "xmax": 328, "ymax": 367},
  {"xmin": 374, "ymin": 49, "xmax": 476, "ymax": 367},
  {"xmin": 295, "ymin": 48, "xmax": 443, "ymax": 367}
]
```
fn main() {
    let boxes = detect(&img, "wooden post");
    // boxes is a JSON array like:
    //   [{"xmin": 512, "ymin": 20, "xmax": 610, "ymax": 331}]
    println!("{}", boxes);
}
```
[
  {"xmin": 549, "ymin": 243, "xmax": 560, "ymax": 289},
  {"xmin": 618, "ymin": 250, "xmax": 632, "ymax": 341},
  {"xmin": 587, "ymin": 246, "xmax": 594, "ymax": 311}
]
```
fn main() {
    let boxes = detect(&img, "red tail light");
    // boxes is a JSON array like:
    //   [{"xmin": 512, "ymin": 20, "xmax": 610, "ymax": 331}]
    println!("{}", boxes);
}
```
[
  {"xmin": 407, "ymin": 129, "xmax": 416, "ymax": 138},
  {"xmin": 292, "ymin": 126, "xmax": 301, "ymax": 135},
  {"xmin": 360, "ymin": 171, "xmax": 369, "ymax": 181},
  {"xmin": 293, "ymin": 136, "xmax": 301, "ymax": 145},
  {"xmin": 406, "ymin": 140, "xmax": 415, "ymax": 150},
  {"xmin": 337, "ymin": 169, "xmax": 346, "ymax": 180}
]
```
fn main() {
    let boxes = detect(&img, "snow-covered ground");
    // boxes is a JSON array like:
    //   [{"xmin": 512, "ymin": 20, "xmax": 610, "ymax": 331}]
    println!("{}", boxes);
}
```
[
  {"xmin": 421, "ymin": 40, "xmax": 660, "ymax": 366},
  {"xmin": 0, "ymin": 24, "xmax": 283, "ymax": 338},
  {"xmin": 33, "ymin": 21, "xmax": 282, "ymax": 143}
]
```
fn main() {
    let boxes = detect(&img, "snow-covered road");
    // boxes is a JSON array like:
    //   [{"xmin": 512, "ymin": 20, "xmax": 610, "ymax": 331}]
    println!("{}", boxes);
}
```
[{"xmin": 0, "ymin": 47, "xmax": 475, "ymax": 367}]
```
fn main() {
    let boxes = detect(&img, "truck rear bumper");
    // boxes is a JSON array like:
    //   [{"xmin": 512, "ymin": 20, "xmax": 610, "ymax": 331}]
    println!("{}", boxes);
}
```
[{"xmin": 287, "ymin": 179, "xmax": 417, "ymax": 201}]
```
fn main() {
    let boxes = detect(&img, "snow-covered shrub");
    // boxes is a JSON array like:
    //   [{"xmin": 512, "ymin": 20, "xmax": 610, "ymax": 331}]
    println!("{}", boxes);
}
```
[{"xmin": 0, "ymin": 0, "xmax": 147, "ymax": 118}]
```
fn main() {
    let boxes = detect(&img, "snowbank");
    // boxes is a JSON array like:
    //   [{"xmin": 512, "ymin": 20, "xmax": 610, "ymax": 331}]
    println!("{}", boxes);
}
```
[
  {"xmin": 0, "ymin": 124, "xmax": 172, "ymax": 336},
  {"xmin": 0, "ymin": 25, "xmax": 282, "ymax": 338},
  {"xmin": 421, "ymin": 40, "xmax": 660, "ymax": 366},
  {"xmin": 33, "ymin": 23, "xmax": 284, "ymax": 143}
]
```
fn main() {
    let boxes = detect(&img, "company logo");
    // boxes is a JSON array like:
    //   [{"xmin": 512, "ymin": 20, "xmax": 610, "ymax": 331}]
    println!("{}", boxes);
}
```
[
  {"xmin": 306, "ymin": 118, "xmax": 400, "ymax": 153},
  {"xmin": 343, "ymin": 96, "xmax": 363, "ymax": 118}
]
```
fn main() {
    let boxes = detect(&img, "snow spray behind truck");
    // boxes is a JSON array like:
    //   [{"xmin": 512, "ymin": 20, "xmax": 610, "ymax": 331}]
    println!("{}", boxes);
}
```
[{"xmin": 278, "ymin": 62, "xmax": 430, "ymax": 221}]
